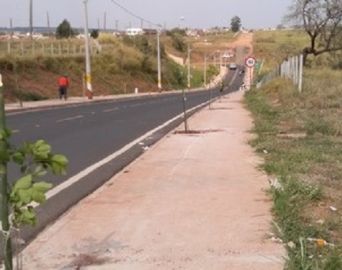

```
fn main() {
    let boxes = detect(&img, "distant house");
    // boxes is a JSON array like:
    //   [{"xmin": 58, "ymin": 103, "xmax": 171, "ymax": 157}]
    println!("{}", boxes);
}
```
[
  {"xmin": 222, "ymin": 49, "xmax": 234, "ymax": 59},
  {"xmin": 125, "ymin": 28, "xmax": 144, "ymax": 36}
]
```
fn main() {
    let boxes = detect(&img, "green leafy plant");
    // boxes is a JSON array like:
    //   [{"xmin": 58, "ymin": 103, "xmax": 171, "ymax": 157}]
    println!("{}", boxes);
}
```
[
  {"xmin": 0, "ymin": 128, "xmax": 68, "ymax": 269},
  {"xmin": 8, "ymin": 138, "xmax": 68, "ymax": 227}
]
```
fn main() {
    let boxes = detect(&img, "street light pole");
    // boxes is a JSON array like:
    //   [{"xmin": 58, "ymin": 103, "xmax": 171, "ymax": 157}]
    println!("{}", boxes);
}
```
[
  {"xmin": 83, "ymin": 0, "xmax": 93, "ymax": 99},
  {"xmin": 204, "ymin": 53, "xmax": 207, "ymax": 87},
  {"xmin": 187, "ymin": 44, "xmax": 191, "ymax": 89},
  {"xmin": 157, "ymin": 28, "xmax": 162, "ymax": 91}
]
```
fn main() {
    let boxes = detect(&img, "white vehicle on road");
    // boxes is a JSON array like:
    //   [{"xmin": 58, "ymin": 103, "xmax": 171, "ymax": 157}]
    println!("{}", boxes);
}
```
[{"xmin": 229, "ymin": 63, "xmax": 238, "ymax": 70}]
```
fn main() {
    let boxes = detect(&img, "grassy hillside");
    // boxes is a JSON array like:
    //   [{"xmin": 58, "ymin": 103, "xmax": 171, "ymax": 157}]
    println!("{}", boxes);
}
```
[
  {"xmin": 162, "ymin": 31, "xmax": 235, "ymax": 71},
  {"xmin": 0, "ymin": 33, "xmax": 218, "ymax": 102},
  {"xmin": 247, "ymin": 30, "xmax": 342, "ymax": 269}
]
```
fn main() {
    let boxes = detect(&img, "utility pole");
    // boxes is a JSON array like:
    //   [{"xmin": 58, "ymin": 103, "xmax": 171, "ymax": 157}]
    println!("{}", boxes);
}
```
[
  {"xmin": 46, "ymin": 12, "xmax": 50, "ymax": 36},
  {"xmin": 29, "ymin": 0, "xmax": 33, "ymax": 39},
  {"xmin": 103, "ymin": 12, "xmax": 107, "ymax": 31},
  {"xmin": 157, "ymin": 29, "xmax": 162, "ymax": 91},
  {"xmin": 83, "ymin": 0, "xmax": 93, "ymax": 99},
  {"xmin": 187, "ymin": 44, "xmax": 191, "ymax": 89},
  {"xmin": 115, "ymin": 19, "xmax": 119, "ymax": 31},
  {"xmin": 203, "ymin": 53, "xmax": 207, "ymax": 87},
  {"xmin": 97, "ymin": 18, "xmax": 100, "ymax": 30},
  {"xmin": 203, "ymin": 39, "xmax": 209, "ymax": 88},
  {"xmin": 9, "ymin": 18, "xmax": 13, "ymax": 40},
  {"xmin": 140, "ymin": 19, "xmax": 143, "ymax": 29}
]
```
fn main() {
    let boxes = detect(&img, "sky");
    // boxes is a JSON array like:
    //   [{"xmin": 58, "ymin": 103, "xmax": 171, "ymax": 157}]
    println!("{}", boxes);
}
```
[{"xmin": 0, "ymin": 0, "xmax": 293, "ymax": 30}]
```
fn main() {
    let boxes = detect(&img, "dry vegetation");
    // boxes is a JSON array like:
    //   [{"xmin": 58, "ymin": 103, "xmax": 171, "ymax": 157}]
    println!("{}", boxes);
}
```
[
  {"xmin": 0, "ymin": 32, "xmax": 222, "ymax": 102},
  {"xmin": 246, "ymin": 30, "xmax": 342, "ymax": 269},
  {"xmin": 162, "ymin": 32, "xmax": 236, "ymax": 69}
]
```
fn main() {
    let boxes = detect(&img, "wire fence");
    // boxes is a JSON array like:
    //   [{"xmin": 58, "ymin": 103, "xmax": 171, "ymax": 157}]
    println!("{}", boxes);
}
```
[
  {"xmin": 256, "ymin": 54, "xmax": 304, "ymax": 92},
  {"xmin": 0, "ymin": 39, "xmax": 101, "ymax": 58}
]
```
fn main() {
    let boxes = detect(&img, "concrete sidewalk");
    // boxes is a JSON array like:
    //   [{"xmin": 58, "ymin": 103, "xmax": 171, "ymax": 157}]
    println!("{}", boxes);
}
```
[{"xmin": 20, "ymin": 90, "xmax": 284, "ymax": 270}]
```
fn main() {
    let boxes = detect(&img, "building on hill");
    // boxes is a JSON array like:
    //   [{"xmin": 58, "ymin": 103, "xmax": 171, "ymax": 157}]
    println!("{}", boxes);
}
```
[{"xmin": 125, "ymin": 28, "xmax": 144, "ymax": 36}]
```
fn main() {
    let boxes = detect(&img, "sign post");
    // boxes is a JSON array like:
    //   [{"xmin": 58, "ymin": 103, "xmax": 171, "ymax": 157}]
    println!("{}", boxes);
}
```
[{"xmin": 245, "ymin": 56, "xmax": 256, "ymax": 89}]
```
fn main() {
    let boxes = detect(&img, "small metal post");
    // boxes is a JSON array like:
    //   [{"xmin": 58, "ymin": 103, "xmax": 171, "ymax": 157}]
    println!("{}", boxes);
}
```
[
  {"xmin": 209, "ymin": 86, "xmax": 213, "ymax": 110},
  {"xmin": 182, "ymin": 88, "xmax": 188, "ymax": 132},
  {"xmin": 7, "ymin": 40, "xmax": 11, "ymax": 55},
  {"xmin": 157, "ymin": 29, "xmax": 162, "ymax": 91}
]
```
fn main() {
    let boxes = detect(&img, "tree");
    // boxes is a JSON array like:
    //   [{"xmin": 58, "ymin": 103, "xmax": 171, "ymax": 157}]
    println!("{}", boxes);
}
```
[
  {"xmin": 230, "ymin": 16, "xmax": 242, "ymax": 32},
  {"xmin": 90, "ymin": 29, "xmax": 99, "ymax": 39},
  {"xmin": 56, "ymin": 19, "xmax": 75, "ymax": 38},
  {"xmin": 286, "ymin": 0, "xmax": 342, "ymax": 63}
]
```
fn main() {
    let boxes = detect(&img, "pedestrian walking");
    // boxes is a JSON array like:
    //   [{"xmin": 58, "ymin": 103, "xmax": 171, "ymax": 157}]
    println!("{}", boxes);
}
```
[{"xmin": 58, "ymin": 75, "xmax": 69, "ymax": 100}]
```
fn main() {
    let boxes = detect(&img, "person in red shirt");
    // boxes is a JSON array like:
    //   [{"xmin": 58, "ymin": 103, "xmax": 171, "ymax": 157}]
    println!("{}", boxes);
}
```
[{"xmin": 58, "ymin": 75, "xmax": 69, "ymax": 100}]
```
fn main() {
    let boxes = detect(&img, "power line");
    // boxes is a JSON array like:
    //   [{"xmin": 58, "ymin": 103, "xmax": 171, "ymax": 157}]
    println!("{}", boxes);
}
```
[{"xmin": 110, "ymin": 0, "xmax": 160, "ymax": 28}]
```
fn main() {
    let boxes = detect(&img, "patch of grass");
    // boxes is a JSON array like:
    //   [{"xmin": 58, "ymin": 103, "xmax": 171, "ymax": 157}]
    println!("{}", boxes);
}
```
[
  {"xmin": 245, "ymin": 70, "xmax": 342, "ymax": 269},
  {"xmin": 13, "ymin": 89, "xmax": 48, "ymax": 101},
  {"xmin": 254, "ymin": 30, "xmax": 309, "ymax": 75}
]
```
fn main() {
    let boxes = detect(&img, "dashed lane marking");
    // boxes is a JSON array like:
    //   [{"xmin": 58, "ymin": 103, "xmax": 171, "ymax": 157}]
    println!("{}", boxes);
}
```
[
  {"xmin": 43, "ymin": 99, "xmax": 212, "ymax": 201},
  {"xmin": 56, "ymin": 115, "xmax": 84, "ymax": 123},
  {"xmin": 103, "ymin": 107, "xmax": 119, "ymax": 113}
]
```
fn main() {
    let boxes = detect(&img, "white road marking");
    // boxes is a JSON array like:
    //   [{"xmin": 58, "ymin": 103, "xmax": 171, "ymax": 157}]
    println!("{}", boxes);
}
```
[
  {"xmin": 129, "ymin": 103, "xmax": 143, "ymax": 108},
  {"xmin": 103, "ymin": 107, "xmax": 119, "ymax": 113},
  {"xmin": 12, "ymin": 129, "xmax": 20, "ymax": 133},
  {"xmin": 44, "ymin": 99, "xmax": 211, "ymax": 201},
  {"xmin": 56, "ymin": 115, "xmax": 84, "ymax": 123},
  {"xmin": 229, "ymin": 70, "xmax": 239, "ymax": 87}
]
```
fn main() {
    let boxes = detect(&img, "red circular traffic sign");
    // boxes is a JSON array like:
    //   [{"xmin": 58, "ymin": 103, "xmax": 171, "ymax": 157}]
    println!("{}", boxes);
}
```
[{"xmin": 245, "ymin": 57, "xmax": 256, "ymax": 68}]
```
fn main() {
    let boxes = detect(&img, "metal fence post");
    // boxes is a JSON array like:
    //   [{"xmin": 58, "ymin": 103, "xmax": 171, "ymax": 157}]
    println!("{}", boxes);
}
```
[
  {"xmin": 298, "ymin": 54, "xmax": 303, "ymax": 93},
  {"xmin": 7, "ymin": 40, "xmax": 11, "ymax": 55},
  {"xmin": 20, "ymin": 41, "xmax": 24, "ymax": 56},
  {"xmin": 294, "ymin": 56, "xmax": 298, "ymax": 85}
]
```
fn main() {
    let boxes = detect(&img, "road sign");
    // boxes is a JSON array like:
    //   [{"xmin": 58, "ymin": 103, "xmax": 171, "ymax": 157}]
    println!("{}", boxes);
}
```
[{"xmin": 245, "ymin": 57, "xmax": 256, "ymax": 68}]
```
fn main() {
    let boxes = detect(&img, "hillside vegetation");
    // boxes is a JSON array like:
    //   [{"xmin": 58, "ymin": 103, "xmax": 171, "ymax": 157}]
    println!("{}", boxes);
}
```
[
  {"xmin": 0, "ymin": 33, "xmax": 222, "ymax": 102},
  {"xmin": 247, "ymin": 30, "xmax": 342, "ymax": 269}
]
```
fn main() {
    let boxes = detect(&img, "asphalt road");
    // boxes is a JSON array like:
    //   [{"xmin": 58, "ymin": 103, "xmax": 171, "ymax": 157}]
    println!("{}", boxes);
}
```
[
  {"xmin": 7, "ymin": 69, "xmax": 242, "ymax": 185},
  {"xmin": 3, "ymin": 68, "xmax": 244, "ymax": 249}
]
